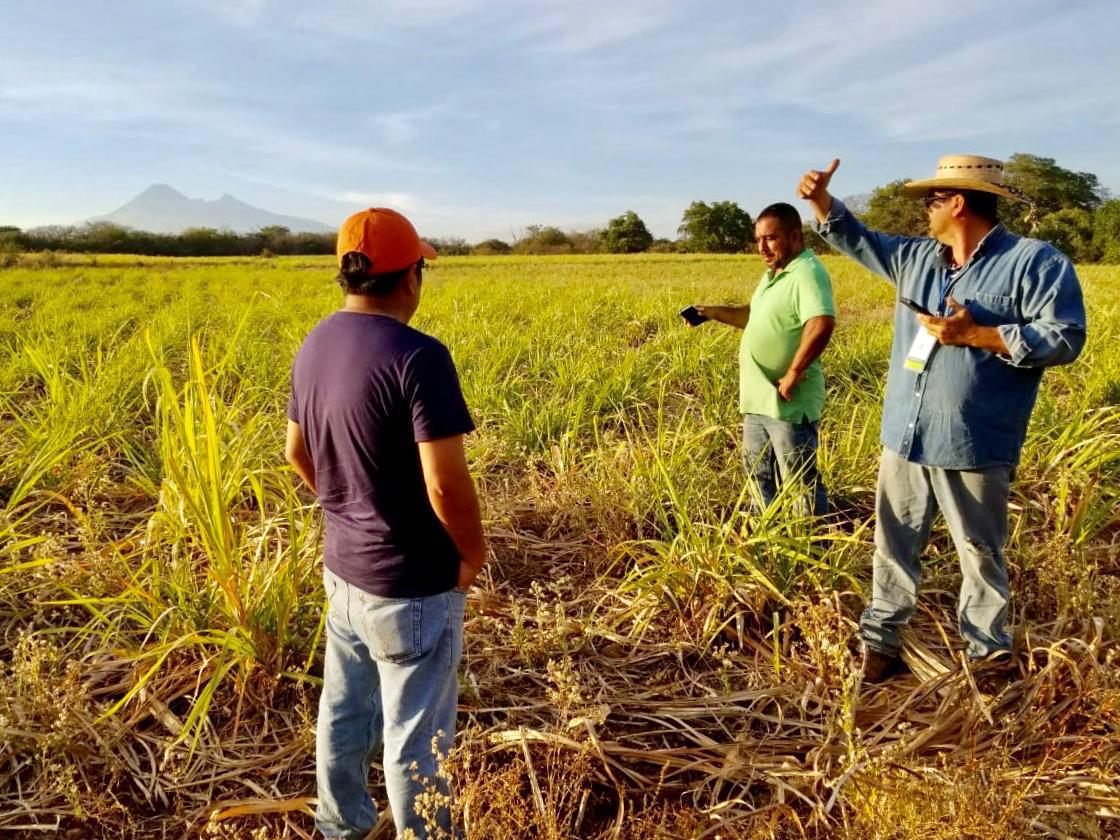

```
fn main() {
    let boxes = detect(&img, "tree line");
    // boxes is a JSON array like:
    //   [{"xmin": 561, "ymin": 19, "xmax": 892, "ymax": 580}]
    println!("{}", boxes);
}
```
[
  {"xmin": 2, "ymin": 154, "xmax": 1116, "ymax": 262},
  {"xmin": 0, "ymin": 223, "xmax": 337, "ymax": 260}
]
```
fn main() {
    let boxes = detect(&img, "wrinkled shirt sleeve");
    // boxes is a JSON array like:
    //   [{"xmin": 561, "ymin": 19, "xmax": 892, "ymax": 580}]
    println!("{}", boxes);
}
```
[
  {"xmin": 996, "ymin": 253, "xmax": 1087, "ymax": 368},
  {"xmin": 813, "ymin": 198, "xmax": 928, "ymax": 286}
]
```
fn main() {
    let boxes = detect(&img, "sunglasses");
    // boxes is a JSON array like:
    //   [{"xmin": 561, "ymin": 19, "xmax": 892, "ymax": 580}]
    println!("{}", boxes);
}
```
[{"xmin": 922, "ymin": 192, "xmax": 959, "ymax": 211}]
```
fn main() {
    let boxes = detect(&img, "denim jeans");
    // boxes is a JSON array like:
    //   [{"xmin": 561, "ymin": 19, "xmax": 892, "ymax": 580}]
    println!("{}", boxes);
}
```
[
  {"xmin": 742, "ymin": 413, "xmax": 830, "ymax": 517},
  {"xmin": 860, "ymin": 448, "xmax": 1013, "ymax": 659},
  {"xmin": 316, "ymin": 568, "xmax": 466, "ymax": 839}
]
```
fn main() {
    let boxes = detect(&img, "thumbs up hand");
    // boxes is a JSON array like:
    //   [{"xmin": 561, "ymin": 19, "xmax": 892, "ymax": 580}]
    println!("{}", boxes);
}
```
[
  {"xmin": 798, "ymin": 158, "xmax": 840, "ymax": 202},
  {"xmin": 797, "ymin": 158, "xmax": 840, "ymax": 222}
]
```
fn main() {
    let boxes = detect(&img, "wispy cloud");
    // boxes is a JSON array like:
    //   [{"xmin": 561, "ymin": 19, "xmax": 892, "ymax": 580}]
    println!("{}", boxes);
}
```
[
  {"xmin": 813, "ymin": 9, "xmax": 1120, "ymax": 142},
  {"xmin": 333, "ymin": 190, "xmax": 419, "ymax": 210},
  {"xmin": 364, "ymin": 106, "xmax": 453, "ymax": 149},
  {"xmin": 509, "ymin": 0, "xmax": 682, "ymax": 54},
  {"xmin": 0, "ymin": 53, "xmax": 433, "ymax": 174},
  {"xmin": 514, "ymin": 0, "xmax": 1119, "ymax": 153},
  {"xmin": 184, "ymin": 0, "xmax": 486, "ymax": 36}
]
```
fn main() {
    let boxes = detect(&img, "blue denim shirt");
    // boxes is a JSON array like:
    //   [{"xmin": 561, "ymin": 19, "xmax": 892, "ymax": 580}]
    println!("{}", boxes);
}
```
[{"xmin": 815, "ymin": 199, "xmax": 1086, "ymax": 468}]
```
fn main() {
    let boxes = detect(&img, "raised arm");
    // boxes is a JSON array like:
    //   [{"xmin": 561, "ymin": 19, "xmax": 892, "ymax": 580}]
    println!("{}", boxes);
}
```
[{"xmin": 797, "ymin": 158, "xmax": 932, "ymax": 286}]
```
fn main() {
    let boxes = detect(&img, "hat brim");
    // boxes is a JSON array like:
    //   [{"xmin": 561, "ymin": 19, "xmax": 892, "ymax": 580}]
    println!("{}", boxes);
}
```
[
  {"xmin": 420, "ymin": 240, "xmax": 438, "ymax": 260},
  {"xmin": 902, "ymin": 177, "xmax": 1016, "ymax": 200}
]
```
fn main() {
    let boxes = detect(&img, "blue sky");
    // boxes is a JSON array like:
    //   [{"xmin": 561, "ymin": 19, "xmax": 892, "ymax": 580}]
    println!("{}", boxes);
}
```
[{"xmin": 2, "ymin": 0, "xmax": 1118, "ymax": 240}]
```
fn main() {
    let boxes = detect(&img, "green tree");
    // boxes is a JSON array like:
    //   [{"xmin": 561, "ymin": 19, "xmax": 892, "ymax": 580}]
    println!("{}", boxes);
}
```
[
  {"xmin": 256, "ymin": 225, "xmax": 291, "ymax": 256},
  {"xmin": 0, "ymin": 225, "xmax": 24, "ymax": 255},
  {"xmin": 677, "ymin": 201, "xmax": 753, "ymax": 253},
  {"xmin": 859, "ymin": 179, "xmax": 928, "ymax": 237},
  {"xmin": 471, "ymin": 238, "xmax": 512, "ymax": 255},
  {"xmin": 802, "ymin": 224, "xmax": 835, "ymax": 255},
  {"xmin": 1003, "ymin": 153, "xmax": 1106, "ymax": 236},
  {"xmin": 601, "ymin": 211, "xmax": 653, "ymax": 253},
  {"xmin": 1035, "ymin": 209, "xmax": 1098, "ymax": 262},
  {"xmin": 179, "ymin": 227, "xmax": 241, "ymax": 256},
  {"xmin": 427, "ymin": 236, "xmax": 471, "ymax": 256},
  {"xmin": 567, "ymin": 229, "xmax": 602, "ymax": 254},
  {"xmin": 513, "ymin": 225, "xmax": 572, "ymax": 255},
  {"xmin": 1092, "ymin": 199, "xmax": 1120, "ymax": 264},
  {"xmin": 80, "ymin": 221, "xmax": 135, "ymax": 253}
]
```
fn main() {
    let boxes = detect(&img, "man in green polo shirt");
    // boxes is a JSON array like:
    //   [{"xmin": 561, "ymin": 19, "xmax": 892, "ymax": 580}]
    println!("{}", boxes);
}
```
[{"xmin": 693, "ymin": 202, "xmax": 836, "ymax": 516}]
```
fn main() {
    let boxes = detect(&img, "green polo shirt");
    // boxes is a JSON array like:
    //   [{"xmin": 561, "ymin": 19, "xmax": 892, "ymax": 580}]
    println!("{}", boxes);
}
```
[{"xmin": 739, "ymin": 249, "xmax": 835, "ymax": 422}]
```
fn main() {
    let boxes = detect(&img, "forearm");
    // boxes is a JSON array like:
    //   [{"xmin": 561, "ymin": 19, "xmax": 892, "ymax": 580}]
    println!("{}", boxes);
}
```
[
  {"xmin": 807, "ymin": 192, "xmax": 833, "ymax": 225},
  {"xmin": 288, "ymin": 453, "xmax": 317, "ymax": 495},
  {"xmin": 701, "ymin": 304, "xmax": 750, "ymax": 329},
  {"xmin": 966, "ymin": 325, "xmax": 1011, "ymax": 356},
  {"xmin": 284, "ymin": 421, "xmax": 318, "ymax": 494},
  {"xmin": 428, "ymin": 480, "xmax": 486, "ymax": 578},
  {"xmin": 812, "ymin": 197, "xmax": 921, "ymax": 285},
  {"xmin": 785, "ymin": 319, "xmax": 834, "ymax": 376}
]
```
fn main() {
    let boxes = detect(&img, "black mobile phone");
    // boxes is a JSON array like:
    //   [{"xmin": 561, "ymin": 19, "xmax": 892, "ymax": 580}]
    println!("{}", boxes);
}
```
[
  {"xmin": 899, "ymin": 297, "xmax": 933, "ymax": 317},
  {"xmin": 679, "ymin": 305, "xmax": 708, "ymax": 326}
]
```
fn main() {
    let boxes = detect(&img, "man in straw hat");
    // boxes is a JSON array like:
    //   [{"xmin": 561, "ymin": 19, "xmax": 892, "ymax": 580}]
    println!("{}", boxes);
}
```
[
  {"xmin": 286, "ymin": 208, "xmax": 484, "ymax": 837},
  {"xmin": 797, "ymin": 156, "xmax": 1086, "ymax": 682}
]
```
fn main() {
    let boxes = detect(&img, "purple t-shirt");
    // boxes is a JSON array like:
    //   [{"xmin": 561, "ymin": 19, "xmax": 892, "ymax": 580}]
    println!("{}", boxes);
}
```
[{"xmin": 288, "ymin": 311, "xmax": 474, "ymax": 597}]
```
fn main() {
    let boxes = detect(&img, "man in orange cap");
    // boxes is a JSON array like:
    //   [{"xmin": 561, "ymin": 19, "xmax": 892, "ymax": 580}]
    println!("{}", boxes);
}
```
[
  {"xmin": 286, "ymin": 208, "xmax": 485, "ymax": 838},
  {"xmin": 798, "ymin": 156, "xmax": 1085, "ymax": 683}
]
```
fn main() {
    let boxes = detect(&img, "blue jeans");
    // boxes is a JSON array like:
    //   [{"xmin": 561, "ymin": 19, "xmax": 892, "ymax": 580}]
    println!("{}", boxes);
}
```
[
  {"xmin": 316, "ymin": 568, "xmax": 466, "ymax": 839},
  {"xmin": 860, "ymin": 448, "xmax": 1013, "ymax": 659},
  {"xmin": 742, "ymin": 414, "xmax": 830, "ymax": 517}
]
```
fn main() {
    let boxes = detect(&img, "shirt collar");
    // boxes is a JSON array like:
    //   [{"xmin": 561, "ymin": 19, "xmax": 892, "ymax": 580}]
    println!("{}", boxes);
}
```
[{"xmin": 937, "ymin": 224, "xmax": 1007, "ymax": 269}]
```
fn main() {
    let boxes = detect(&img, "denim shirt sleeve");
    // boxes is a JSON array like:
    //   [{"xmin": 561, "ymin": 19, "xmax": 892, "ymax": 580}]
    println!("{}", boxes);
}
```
[
  {"xmin": 996, "ymin": 251, "xmax": 1087, "ymax": 368},
  {"xmin": 812, "ymin": 198, "xmax": 930, "ymax": 286}
]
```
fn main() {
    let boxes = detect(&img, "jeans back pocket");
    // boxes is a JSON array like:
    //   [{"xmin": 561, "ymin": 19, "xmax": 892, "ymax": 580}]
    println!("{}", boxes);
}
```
[{"xmin": 360, "ymin": 596, "xmax": 423, "ymax": 663}]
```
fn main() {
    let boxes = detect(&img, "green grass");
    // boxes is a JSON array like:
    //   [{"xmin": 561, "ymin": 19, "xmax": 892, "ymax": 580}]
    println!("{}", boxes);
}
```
[{"xmin": 1, "ymin": 253, "xmax": 1118, "ymax": 837}]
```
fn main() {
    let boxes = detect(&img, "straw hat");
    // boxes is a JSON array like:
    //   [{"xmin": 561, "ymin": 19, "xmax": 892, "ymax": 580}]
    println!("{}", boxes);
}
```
[{"xmin": 902, "ymin": 154, "xmax": 1017, "ymax": 200}]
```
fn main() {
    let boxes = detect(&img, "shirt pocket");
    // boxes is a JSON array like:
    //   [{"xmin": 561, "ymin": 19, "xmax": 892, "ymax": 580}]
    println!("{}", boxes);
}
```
[
  {"xmin": 968, "ymin": 293, "xmax": 1019, "ymax": 326},
  {"xmin": 358, "ymin": 594, "xmax": 423, "ymax": 663}
]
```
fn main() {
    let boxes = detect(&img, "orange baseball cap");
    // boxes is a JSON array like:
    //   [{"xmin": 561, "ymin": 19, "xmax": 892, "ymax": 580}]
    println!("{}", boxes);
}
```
[{"xmin": 336, "ymin": 208, "xmax": 438, "ymax": 274}]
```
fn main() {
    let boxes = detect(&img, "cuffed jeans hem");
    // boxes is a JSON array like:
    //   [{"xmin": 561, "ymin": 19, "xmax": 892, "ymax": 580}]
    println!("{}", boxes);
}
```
[
  {"xmin": 859, "ymin": 639, "xmax": 898, "ymax": 657},
  {"xmin": 857, "ymin": 625, "xmax": 901, "ymax": 657},
  {"xmin": 315, "ymin": 821, "xmax": 371, "ymax": 840}
]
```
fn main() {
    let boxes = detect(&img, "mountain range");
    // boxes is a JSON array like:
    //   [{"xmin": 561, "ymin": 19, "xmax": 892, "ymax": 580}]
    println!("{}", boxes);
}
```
[{"xmin": 90, "ymin": 184, "xmax": 333, "ymax": 234}]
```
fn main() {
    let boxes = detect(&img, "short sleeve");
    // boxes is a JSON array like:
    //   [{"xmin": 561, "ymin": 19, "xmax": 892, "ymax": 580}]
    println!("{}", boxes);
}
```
[
  {"xmin": 795, "ymin": 263, "xmax": 836, "ymax": 324},
  {"xmin": 403, "ymin": 343, "xmax": 475, "ymax": 442},
  {"xmin": 287, "ymin": 371, "xmax": 301, "ymax": 423}
]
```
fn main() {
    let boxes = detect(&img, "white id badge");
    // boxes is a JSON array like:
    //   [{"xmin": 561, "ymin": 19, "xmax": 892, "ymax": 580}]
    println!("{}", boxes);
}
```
[{"xmin": 904, "ymin": 329, "xmax": 937, "ymax": 373}]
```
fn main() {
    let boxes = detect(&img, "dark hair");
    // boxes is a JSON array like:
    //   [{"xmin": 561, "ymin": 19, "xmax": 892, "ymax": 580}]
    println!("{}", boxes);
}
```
[
  {"xmin": 959, "ymin": 190, "xmax": 1000, "ymax": 223},
  {"xmin": 756, "ymin": 202, "xmax": 803, "ymax": 233},
  {"xmin": 336, "ymin": 252, "xmax": 414, "ymax": 297}
]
